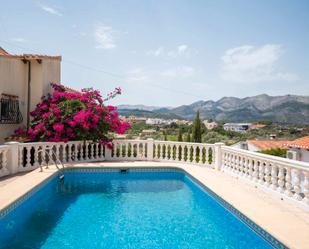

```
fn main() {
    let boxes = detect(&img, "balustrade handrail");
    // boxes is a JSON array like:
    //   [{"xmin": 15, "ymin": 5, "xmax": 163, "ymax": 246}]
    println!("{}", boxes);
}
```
[
  {"xmin": 0, "ymin": 145, "xmax": 10, "ymax": 150},
  {"xmin": 222, "ymin": 145, "xmax": 309, "ymax": 171},
  {"xmin": 153, "ymin": 140, "xmax": 215, "ymax": 146}
]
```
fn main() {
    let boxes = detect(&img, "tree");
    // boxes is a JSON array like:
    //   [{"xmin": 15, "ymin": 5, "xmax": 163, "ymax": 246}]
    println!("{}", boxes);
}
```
[
  {"xmin": 163, "ymin": 131, "xmax": 168, "ymax": 141},
  {"xmin": 178, "ymin": 129, "xmax": 183, "ymax": 142},
  {"xmin": 192, "ymin": 110, "xmax": 202, "ymax": 143},
  {"xmin": 186, "ymin": 133, "xmax": 191, "ymax": 142}
]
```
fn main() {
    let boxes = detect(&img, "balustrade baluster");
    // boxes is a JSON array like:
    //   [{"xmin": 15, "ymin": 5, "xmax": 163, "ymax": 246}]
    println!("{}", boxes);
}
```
[
  {"xmin": 293, "ymin": 169, "xmax": 302, "ymax": 201},
  {"xmin": 175, "ymin": 145, "xmax": 179, "ymax": 162},
  {"xmin": 253, "ymin": 160, "xmax": 259, "ymax": 182},
  {"xmin": 181, "ymin": 146, "xmax": 186, "ymax": 162},
  {"xmin": 33, "ymin": 146, "xmax": 39, "ymax": 167},
  {"xmin": 233, "ymin": 155, "xmax": 238, "ymax": 173},
  {"xmin": 270, "ymin": 164, "xmax": 278, "ymax": 190},
  {"xmin": 18, "ymin": 145, "xmax": 23, "ymax": 168},
  {"xmin": 90, "ymin": 142, "xmax": 94, "ymax": 160},
  {"xmin": 284, "ymin": 167, "xmax": 293, "ymax": 197},
  {"xmin": 277, "ymin": 166, "xmax": 285, "ymax": 193},
  {"xmin": 303, "ymin": 171, "xmax": 309, "ymax": 205},
  {"xmin": 264, "ymin": 162, "xmax": 271, "ymax": 187},
  {"xmin": 119, "ymin": 143, "xmax": 123, "ymax": 159},
  {"xmin": 241, "ymin": 157, "xmax": 246, "ymax": 176},
  {"xmin": 248, "ymin": 158, "xmax": 253, "ymax": 180},
  {"xmin": 2, "ymin": 150, "xmax": 7, "ymax": 171},
  {"xmin": 198, "ymin": 146, "xmax": 203, "ymax": 165},
  {"xmin": 258, "ymin": 162, "xmax": 265, "ymax": 184},
  {"xmin": 143, "ymin": 143, "xmax": 147, "ymax": 159},
  {"xmin": 205, "ymin": 148, "xmax": 209, "ymax": 166}
]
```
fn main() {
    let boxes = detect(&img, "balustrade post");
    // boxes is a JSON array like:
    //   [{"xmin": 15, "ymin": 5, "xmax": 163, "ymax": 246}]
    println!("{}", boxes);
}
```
[
  {"xmin": 4, "ymin": 142, "xmax": 20, "ymax": 174},
  {"xmin": 105, "ymin": 145, "xmax": 112, "ymax": 160},
  {"xmin": 214, "ymin": 143, "xmax": 224, "ymax": 171},
  {"xmin": 146, "ymin": 138, "xmax": 154, "ymax": 161}
]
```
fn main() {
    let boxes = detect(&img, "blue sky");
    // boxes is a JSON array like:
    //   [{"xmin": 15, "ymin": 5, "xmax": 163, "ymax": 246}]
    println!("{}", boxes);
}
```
[{"xmin": 1, "ymin": 0, "xmax": 309, "ymax": 106}]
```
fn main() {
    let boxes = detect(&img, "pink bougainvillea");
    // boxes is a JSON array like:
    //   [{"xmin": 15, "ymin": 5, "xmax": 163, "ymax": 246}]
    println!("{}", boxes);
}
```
[{"xmin": 13, "ymin": 83, "xmax": 130, "ymax": 146}]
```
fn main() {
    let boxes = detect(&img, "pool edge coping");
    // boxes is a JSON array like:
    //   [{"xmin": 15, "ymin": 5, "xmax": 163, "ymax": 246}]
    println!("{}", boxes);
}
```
[{"xmin": 0, "ymin": 165, "xmax": 289, "ymax": 249}]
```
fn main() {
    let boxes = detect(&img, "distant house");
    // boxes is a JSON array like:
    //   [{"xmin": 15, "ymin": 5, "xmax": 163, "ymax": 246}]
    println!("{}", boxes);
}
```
[
  {"xmin": 203, "ymin": 120, "xmax": 218, "ymax": 130},
  {"xmin": 0, "ymin": 47, "xmax": 61, "ymax": 143},
  {"xmin": 286, "ymin": 136, "xmax": 309, "ymax": 163},
  {"xmin": 250, "ymin": 124, "xmax": 267, "ymax": 130},
  {"xmin": 141, "ymin": 129, "xmax": 156, "ymax": 135},
  {"xmin": 223, "ymin": 123, "xmax": 252, "ymax": 133},
  {"xmin": 146, "ymin": 118, "xmax": 166, "ymax": 125},
  {"xmin": 232, "ymin": 139, "xmax": 289, "ymax": 152},
  {"xmin": 128, "ymin": 116, "xmax": 147, "ymax": 124},
  {"xmin": 114, "ymin": 134, "xmax": 127, "ymax": 140}
]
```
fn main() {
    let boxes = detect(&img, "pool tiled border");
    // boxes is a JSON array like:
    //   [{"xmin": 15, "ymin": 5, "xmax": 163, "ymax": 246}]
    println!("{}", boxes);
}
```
[
  {"xmin": 0, "ymin": 167, "xmax": 287, "ymax": 249},
  {"xmin": 0, "ymin": 172, "xmax": 58, "ymax": 220},
  {"xmin": 184, "ymin": 172, "xmax": 288, "ymax": 249}
]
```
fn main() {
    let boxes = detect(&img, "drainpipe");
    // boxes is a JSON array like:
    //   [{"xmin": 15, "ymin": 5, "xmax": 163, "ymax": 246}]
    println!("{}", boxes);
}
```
[
  {"xmin": 22, "ymin": 58, "xmax": 31, "ymax": 130},
  {"xmin": 26, "ymin": 60, "xmax": 31, "ymax": 130}
]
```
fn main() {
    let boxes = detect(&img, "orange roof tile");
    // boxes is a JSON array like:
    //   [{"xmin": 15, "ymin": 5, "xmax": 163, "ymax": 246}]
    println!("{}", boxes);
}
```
[
  {"xmin": 248, "ymin": 140, "xmax": 290, "ymax": 150},
  {"xmin": 51, "ymin": 82, "xmax": 80, "ymax": 93},
  {"xmin": 0, "ymin": 48, "xmax": 61, "ymax": 60},
  {"xmin": 286, "ymin": 136, "xmax": 309, "ymax": 149},
  {"xmin": 0, "ymin": 47, "xmax": 9, "ymax": 55},
  {"xmin": 250, "ymin": 124, "xmax": 267, "ymax": 129}
]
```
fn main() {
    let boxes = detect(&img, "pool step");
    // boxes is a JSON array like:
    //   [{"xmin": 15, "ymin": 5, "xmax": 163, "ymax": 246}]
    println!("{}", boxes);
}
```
[{"xmin": 120, "ymin": 169, "xmax": 129, "ymax": 174}]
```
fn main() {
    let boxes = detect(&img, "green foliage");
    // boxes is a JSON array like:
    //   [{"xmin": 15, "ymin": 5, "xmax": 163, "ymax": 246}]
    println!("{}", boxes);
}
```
[
  {"xmin": 178, "ymin": 129, "xmax": 183, "ymax": 142},
  {"xmin": 192, "ymin": 111, "xmax": 202, "ymax": 143},
  {"xmin": 186, "ymin": 133, "xmax": 191, "ymax": 142},
  {"xmin": 259, "ymin": 148, "xmax": 287, "ymax": 158},
  {"xmin": 163, "ymin": 131, "xmax": 168, "ymax": 141}
]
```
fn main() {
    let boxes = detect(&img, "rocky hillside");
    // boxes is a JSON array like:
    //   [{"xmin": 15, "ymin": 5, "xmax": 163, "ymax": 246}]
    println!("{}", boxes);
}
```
[{"xmin": 118, "ymin": 94, "xmax": 309, "ymax": 124}]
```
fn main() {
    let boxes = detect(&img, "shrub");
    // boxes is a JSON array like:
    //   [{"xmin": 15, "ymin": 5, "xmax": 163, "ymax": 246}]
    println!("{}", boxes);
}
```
[{"xmin": 12, "ymin": 83, "xmax": 130, "ymax": 148}]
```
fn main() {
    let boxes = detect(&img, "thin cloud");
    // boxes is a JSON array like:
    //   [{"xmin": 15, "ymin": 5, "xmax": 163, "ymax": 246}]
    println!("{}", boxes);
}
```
[
  {"xmin": 146, "ymin": 47, "xmax": 164, "ymax": 57},
  {"xmin": 221, "ymin": 44, "xmax": 298, "ymax": 82},
  {"xmin": 10, "ymin": 38, "xmax": 27, "ymax": 43},
  {"xmin": 161, "ymin": 66, "xmax": 196, "ymax": 78},
  {"xmin": 94, "ymin": 24, "xmax": 116, "ymax": 49},
  {"xmin": 126, "ymin": 68, "xmax": 149, "ymax": 83},
  {"xmin": 38, "ymin": 3, "xmax": 63, "ymax": 16},
  {"xmin": 146, "ymin": 44, "xmax": 194, "ymax": 58}
]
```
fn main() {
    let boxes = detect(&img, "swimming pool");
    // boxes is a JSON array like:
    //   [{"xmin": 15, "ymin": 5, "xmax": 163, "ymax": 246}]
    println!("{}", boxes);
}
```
[{"xmin": 0, "ymin": 168, "xmax": 286, "ymax": 249}]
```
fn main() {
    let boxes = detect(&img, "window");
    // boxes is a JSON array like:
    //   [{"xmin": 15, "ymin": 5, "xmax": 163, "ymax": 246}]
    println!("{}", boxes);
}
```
[{"xmin": 0, "ymin": 94, "xmax": 23, "ymax": 124}]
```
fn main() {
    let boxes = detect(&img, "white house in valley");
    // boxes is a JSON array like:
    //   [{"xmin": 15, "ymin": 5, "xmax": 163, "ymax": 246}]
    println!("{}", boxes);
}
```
[
  {"xmin": 232, "ymin": 139, "xmax": 289, "ymax": 152},
  {"xmin": 286, "ymin": 136, "xmax": 309, "ymax": 163},
  {"xmin": 203, "ymin": 120, "xmax": 218, "ymax": 130},
  {"xmin": 223, "ymin": 123, "xmax": 252, "ymax": 133},
  {"xmin": 0, "ymin": 47, "xmax": 61, "ymax": 144}
]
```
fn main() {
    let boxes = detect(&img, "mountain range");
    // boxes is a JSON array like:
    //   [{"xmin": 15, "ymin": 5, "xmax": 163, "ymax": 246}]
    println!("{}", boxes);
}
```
[{"xmin": 117, "ymin": 94, "xmax": 309, "ymax": 124}]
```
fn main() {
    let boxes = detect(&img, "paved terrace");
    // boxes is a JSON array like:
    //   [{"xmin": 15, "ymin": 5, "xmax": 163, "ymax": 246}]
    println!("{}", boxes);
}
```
[
  {"xmin": 0, "ymin": 161, "xmax": 308, "ymax": 249},
  {"xmin": 0, "ymin": 139, "xmax": 309, "ymax": 248}
]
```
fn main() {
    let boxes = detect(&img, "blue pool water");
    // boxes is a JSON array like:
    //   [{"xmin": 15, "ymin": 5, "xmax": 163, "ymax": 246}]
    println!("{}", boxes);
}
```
[{"xmin": 0, "ymin": 169, "xmax": 281, "ymax": 249}]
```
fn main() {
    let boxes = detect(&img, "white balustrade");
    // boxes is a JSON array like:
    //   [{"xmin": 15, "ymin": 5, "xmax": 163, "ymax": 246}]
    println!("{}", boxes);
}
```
[
  {"xmin": 221, "ymin": 146, "xmax": 309, "ymax": 205},
  {"xmin": 1, "ymin": 139, "xmax": 309, "ymax": 207},
  {"xmin": 152, "ymin": 140, "xmax": 216, "ymax": 168}
]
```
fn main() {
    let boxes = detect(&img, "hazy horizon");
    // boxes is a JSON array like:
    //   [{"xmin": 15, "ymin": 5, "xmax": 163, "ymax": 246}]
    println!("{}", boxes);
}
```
[{"xmin": 1, "ymin": 0, "xmax": 308, "ymax": 106}]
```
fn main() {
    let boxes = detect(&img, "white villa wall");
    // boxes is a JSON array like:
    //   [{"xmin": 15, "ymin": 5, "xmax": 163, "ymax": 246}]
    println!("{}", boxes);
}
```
[
  {"xmin": 0, "ymin": 57, "xmax": 28, "ymax": 143},
  {"xmin": 231, "ymin": 141, "xmax": 259, "ymax": 152},
  {"xmin": 0, "ymin": 56, "xmax": 61, "ymax": 144},
  {"xmin": 42, "ymin": 59, "xmax": 61, "ymax": 95},
  {"xmin": 300, "ymin": 149, "xmax": 309, "ymax": 163}
]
